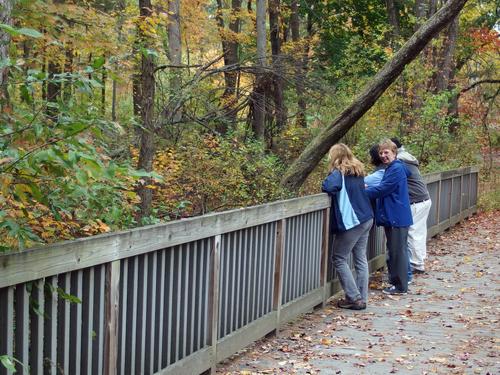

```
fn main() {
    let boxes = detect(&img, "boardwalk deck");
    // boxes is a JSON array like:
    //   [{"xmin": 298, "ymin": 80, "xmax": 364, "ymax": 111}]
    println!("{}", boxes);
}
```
[{"xmin": 217, "ymin": 211, "xmax": 500, "ymax": 374}]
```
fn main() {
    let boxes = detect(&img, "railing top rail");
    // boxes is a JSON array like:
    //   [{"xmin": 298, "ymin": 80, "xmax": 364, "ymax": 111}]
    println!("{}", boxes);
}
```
[
  {"xmin": 0, "ymin": 193, "xmax": 329, "ymax": 288},
  {"xmin": 423, "ymin": 165, "xmax": 479, "ymax": 183}
]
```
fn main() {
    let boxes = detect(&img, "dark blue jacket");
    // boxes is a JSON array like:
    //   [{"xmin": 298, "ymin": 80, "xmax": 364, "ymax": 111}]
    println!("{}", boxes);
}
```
[
  {"xmin": 322, "ymin": 170, "xmax": 373, "ymax": 233},
  {"xmin": 366, "ymin": 159, "xmax": 413, "ymax": 227}
]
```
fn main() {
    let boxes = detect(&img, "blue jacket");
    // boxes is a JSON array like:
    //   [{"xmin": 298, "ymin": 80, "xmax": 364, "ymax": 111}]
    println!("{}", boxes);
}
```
[
  {"xmin": 322, "ymin": 170, "xmax": 373, "ymax": 233},
  {"xmin": 366, "ymin": 159, "xmax": 413, "ymax": 227}
]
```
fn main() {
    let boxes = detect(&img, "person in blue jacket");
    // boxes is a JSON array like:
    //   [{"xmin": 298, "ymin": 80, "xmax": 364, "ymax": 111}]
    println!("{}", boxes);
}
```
[
  {"xmin": 366, "ymin": 139, "xmax": 413, "ymax": 295},
  {"xmin": 322, "ymin": 143, "xmax": 373, "ymax": 310}
]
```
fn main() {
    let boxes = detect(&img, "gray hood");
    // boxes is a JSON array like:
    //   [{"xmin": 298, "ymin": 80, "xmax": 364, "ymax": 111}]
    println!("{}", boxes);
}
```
[{"xmin": 397, "ymin": 146, "xmax": 419, "ymax": 166}]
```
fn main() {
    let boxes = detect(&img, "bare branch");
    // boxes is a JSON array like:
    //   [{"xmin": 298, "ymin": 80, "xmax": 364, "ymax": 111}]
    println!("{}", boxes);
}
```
[{"xmin": 459, "ymin": 79, "xmax": 500, "ymax": 95}]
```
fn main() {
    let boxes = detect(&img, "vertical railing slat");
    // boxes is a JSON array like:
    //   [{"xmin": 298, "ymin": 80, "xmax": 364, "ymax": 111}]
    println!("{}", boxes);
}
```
[
  {"xmin": 174, "ymin": 245, "xmax": 185, "ymax": 362},
  {"xmin": 138, "ymin": 254, "xmax": 148, "ymax": 374},
  {"xmin": 96, "ymin": 265, "xmax": 105, "ymax": 375},
  {"xmin": 157, "ymin": 250, "xmax": 166, "ymax": 371},
  {"xmin": 166, "ymin": 249, "xmax": 174, "ymax": 366},
  {"xmin": 241, "ymin": 229, "xmax": 248, "ymax": 327},
  {"xmin": 14, "ymin": 284, "xmax": 29, "ymax": 375},
  {"xmin": 269, "ymin": 222, "xmax": 277, "ymax": 313},
  {"xmin": 119, "ymin": 258, "xmax": 128, "ymax": 375},
  {"xmin": 197, "ymin": 243, "xmax": 204, "ymax": 350},
  {"xmin": 219, "ymin": 236, "xmax": 227, "ymax": 339},
  {"xmin": 29, "ymin": 279, "xmax": 44, "ymax": 374},
  {"xmin": 229, "ymin": 233, "xmax": 236, "ymax": 333},
  {"xmin": 250, "ymin": 226, "xmax": 258, "ymax": 322},
  {"xmin": 147, "ymin": 252, "xmax": 157, "ymax": 374},
  {"xmin": 81, "ymin": 269, "xmax": 94, "ymax": 375},
  {"xmin": 43, "ymin": 276, "xmax": 58, "ymax": 374},
  {"xmin": 321, "ymin": 209, "xmax": 330, "ymax": 304},
  {"xmin": 63, "ymin": 273, "xmax": 71, "ymax": 374},
  {"xmin": 190, "ymin": 242, "xmax": 198, "ymax": 354},
  {"xmin": 256, "ymin": 225, "xmax": 263, "ymax": 319},
  {"xmin": 183, "ymin": 244, "xmax": 190, "ymax": 358},
  {"xmin": 0, "ymin": 287, "xmax": 14, "ymax": 375}
]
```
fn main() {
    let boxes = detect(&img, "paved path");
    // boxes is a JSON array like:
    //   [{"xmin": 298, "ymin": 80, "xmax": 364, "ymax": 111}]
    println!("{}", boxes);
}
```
[{"xmin": 217, "ymin": 211, "xmax": 500, "ymax": 374}]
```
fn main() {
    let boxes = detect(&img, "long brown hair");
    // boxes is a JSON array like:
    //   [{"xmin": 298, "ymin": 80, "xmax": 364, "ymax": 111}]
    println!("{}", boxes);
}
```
[{"xmin": 327, "ymin": 143, "xmax": 366, "ymax": 177}]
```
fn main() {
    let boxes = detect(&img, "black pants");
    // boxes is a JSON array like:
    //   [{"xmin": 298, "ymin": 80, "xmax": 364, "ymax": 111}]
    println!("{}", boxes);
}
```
[{"xmin": 384, "ymin": 226, "xmax": 409, "ymax": 292}]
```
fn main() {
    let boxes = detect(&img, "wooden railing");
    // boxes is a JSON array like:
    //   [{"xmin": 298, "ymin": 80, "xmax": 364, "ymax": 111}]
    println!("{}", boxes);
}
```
[{"xmin": 0, "ymin": 166, "xmax": 478, "ymax": 375}]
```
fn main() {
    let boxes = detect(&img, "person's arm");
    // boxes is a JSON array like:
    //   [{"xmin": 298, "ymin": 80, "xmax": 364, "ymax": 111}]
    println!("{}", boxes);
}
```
[
  {"xmin": 364, "ymin": 169, "xmax": 384, "ymax": 188},
  {"xmin": 366, "ymin": 164, "xmax": 404, "ymax": 199},
  {"xmin": 322, "ymin": 170, "xmax": 342, "ymax": 195}
]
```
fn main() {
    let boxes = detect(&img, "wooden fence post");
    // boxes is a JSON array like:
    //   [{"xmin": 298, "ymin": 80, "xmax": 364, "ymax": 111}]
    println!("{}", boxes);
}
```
[
  {"xmin": 207, "ymin": 235, "xmax": 221, "ymax": 374},
  {"xmin": 459, "ymin": 173, "xmax": 464, "ymax": 219},
  {"xmin": 104, "ymin": 261, "xmax": 120, "ymax": 375},
  {"xmin": 436, "ymin": 177, "xmax": 442, "ymax": 229},
  {"xmin": 321, "ymin": 208, "xmax": 330, "ymax": 306},
  {"xmin": 273, "ymin": 219, "xmax": 285, "ymax": 331}
]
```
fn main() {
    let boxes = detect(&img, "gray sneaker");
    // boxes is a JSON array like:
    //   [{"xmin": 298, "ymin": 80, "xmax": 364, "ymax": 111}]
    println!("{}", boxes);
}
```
[
  {"xmin": 382, "ymin": 286, "xmax": 407, "ymax": 295},
  {"xmin": 337, "ymin": 298, "xmax": 367, "ymax": 310}
]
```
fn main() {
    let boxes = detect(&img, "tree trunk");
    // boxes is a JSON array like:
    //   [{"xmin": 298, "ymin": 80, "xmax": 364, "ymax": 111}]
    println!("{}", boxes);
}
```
[
  {"xmin": 63, "ymin": 44, "xmax": 74, "ymax": 102},
  {"xmin": 414, "ymin": 0, "xmax": 427, "ymax": 30},
  {"xmin": 385, "ymin": 0, "xmax": 400, "ymax": 40},
  {"xmin": 136, "ymin": 0, "xmax": 156, "ymax": 221},
  {"xmin": 46, "ymin": 60, "xmax": 62, "ymax": 120},
  {"xmin": 132, "ymin": 73, "xmax": 142, "ymax": 118},
  {"xmin": 112, "ymin": 0, "xmax": 126, "ymax": 121},
  {"xmin": 167, "ymin": 0, "xmax": 182, "ymax": 124},
  {"xmin": 434, "ymin": 14, "xmax": 458, "ymax": 92},
  {"xmin": 291, "ymin": 4, "xmax": 312, "ymax": 128},
  {"xmin": 269, "ymin": 0, "xmax": 287, "ymax": 137},
  {"xmin": 215, "ymin": 0, "xmax": 241, "ymax": 133},
  {"xmin": 281, "ymin": 0, "xmax": 469, "ymax": 191},
  {"xmin": 251, "ymin": 0, "xmax": 267, "ymax": 140},
  {"xmin": 101, "ymin": 59, "xmax": 106, "ymax": 115},
  {"xmin": 0, "ymin": 0, "xmax": 12, "ymax": 110},
  {"xmin": 112, "ymin": 80, "xmax": 117, "ymax": 121}
]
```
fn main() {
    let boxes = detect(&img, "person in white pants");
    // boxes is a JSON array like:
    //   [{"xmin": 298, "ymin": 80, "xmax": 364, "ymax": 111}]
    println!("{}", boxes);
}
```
[
  {"xmin": 408, "ymin": 199, "xmax": 432, "ymax": 271},
  {"xmin": 391, "ymin": 138, "xmax": 432, "ymax": 273}
]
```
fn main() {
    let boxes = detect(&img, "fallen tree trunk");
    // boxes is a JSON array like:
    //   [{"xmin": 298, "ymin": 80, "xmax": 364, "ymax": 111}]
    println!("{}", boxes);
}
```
[{"xmin": 281, "ymin": 0, "xmax": 469, "ymax": 191}]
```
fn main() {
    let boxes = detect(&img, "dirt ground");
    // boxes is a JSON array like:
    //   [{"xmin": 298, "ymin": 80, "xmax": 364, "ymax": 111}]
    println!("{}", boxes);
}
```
[{"xmin": 217, "ymin": 210, "xmax": 500, "ymax": 375}]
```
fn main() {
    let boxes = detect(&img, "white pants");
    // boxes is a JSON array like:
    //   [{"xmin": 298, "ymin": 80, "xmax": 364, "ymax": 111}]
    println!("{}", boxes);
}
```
[{"xmin": 408, "ymin": 199, "xmax": 432, "ymax": 271}]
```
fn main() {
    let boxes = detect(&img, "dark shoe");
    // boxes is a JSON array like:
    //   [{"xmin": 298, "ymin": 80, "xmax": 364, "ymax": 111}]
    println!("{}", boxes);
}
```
[
  {"xmin": 338, "ymin": 298, "xmax": 366, "ymax": 310},
  {"xmin": 412, "ymin": 268, "xmax": 425, "ymax": 274},
  {"xmin": 382, "ymin": 286, "xmax": 407, "ymax": 295}
]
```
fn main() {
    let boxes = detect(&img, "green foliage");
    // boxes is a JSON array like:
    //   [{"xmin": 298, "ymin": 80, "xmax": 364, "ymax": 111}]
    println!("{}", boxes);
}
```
[
  {"xmin": 0, "ymin": 23, "xmax": 42, "ymax": 38},
  {"xmin": 0, "ymin": 355, "xmax": 21, "ymax": 373},
  {"xmin": 314, "ymin": 0, "xmax": 391, "ymax": 81},
  {"xmin": 478, "ymin": 186, "xmax": 500, "ymax": 212},
  {"xmin": 0, "ymin": 58, "xmax": 145, "ymax": 250},
  {"xmin": 149, "ymin": 132, "xmax": 290, "ymax": 218}
]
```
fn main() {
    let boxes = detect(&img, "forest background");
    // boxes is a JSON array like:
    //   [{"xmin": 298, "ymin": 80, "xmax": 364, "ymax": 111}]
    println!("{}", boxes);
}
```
[{"xmin": 0, "ymin": 0, "xmax": 498, "ymax": 251}]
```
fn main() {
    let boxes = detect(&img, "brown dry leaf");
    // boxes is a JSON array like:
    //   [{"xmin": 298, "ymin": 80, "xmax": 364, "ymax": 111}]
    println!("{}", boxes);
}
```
[
  {"xmin": 320, "ymin": 338, "xmax": 332, "ymax": 345},
  {"xmin": 428, "ymin": 357, "xmax": 447, "ymax": 364}
]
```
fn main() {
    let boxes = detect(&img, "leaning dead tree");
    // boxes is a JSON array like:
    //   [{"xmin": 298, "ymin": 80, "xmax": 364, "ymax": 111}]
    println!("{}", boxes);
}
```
[{"xmin": 281, "ymin": 0, "xmax": 469, "ymax": 191}]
